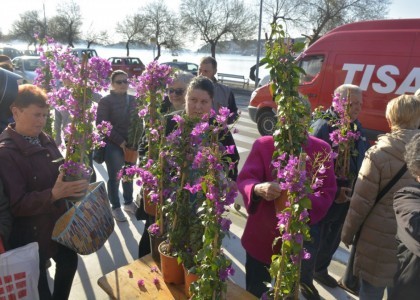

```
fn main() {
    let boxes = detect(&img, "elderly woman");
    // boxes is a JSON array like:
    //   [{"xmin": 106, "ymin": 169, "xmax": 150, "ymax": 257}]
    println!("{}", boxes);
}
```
[
  {"xmin": 237, "ymin": 101, "xmax": 337, "ymax": 298},
  {"xmin": 96, "ymin": 70, "xmax": 138, "ymax": 222},
  {"xmin": 162, "ymin": 70, "xmax": 194, "ymax": 113},
  {"xmin": 390, "ymin": 133, "xmax": 420, "ymax": 299},
  {"xmin": 0, "ymin": 84, "xmax": 89, "ymax": 299},
  {"xmin": 341, "ymin": 95, "xmax": 420, "ymax": 300}
]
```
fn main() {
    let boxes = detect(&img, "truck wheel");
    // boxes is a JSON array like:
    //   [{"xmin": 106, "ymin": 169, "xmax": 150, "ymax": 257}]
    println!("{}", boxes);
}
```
[{"xmin": 257, "ymin": 110, "xmax": 276, "ymax": 136}]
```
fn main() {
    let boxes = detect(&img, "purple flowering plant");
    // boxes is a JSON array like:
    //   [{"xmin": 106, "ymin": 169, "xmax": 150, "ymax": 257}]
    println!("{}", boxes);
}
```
[
  {"xmin": 34, "ymin": 36, "xmax": 112, "ymax": 181},
  {"xmin": 261, "ymin": 23, "xmax": 332, "ymax": 299},
  {"xmin": 117, "ymin": 61, "xmax": 173, "ymax": 232},
  {"xmin": 314, "ymin": 92, "xmax": 361, "ymax": 182}
]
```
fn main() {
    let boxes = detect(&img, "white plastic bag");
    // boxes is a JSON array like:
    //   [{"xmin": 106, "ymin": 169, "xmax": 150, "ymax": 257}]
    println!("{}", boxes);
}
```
[{"xmin": 0, "ymin": 242, "xmax": 40, "ymax": 300}]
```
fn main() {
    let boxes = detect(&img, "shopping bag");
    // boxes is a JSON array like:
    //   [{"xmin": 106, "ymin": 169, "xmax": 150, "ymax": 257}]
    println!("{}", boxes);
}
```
[
  {"xmin": 338, "ymin": 243, "xmax": 359, "ymax": 296},
  {"xmin": 52, "ymin": 181, "xmax": 114, "ymax": 255},
  {"xmin": 0, "ymin": 242, "xmax": 40, "ymax": 300}
]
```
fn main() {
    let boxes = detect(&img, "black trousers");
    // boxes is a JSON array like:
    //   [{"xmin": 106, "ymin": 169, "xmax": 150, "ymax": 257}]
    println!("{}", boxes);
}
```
[
  {"xmin": 245, "ymin": 252, "xmax": 271, "ymax": 298},
  {"xmin": 38, "ymin": 244, "xmax": 78, "ymax": 300},
  {"xmin": 315, "ymin": 202, "xmax": 350, "ymax": 274}
]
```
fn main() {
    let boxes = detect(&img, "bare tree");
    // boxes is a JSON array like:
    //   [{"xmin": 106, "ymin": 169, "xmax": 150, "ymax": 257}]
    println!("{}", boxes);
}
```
[
  {"xmin": 261, "ymin": 0, "xmax": 306, "ymax": 32},
  {"xmin": 261, "ymin": 0, "xmax": 391, "ymax": 44},
  {"xmin": 10, "ymin": 10, "xmax": 47, "ymax": 49},
  {"xmin": 83, "ymin": 24, "xmax": 109, "ymax": 48},
  {"xmin": 116, "ymin": 14, "xmax": 147, "ymax": 56},
  {"xmin": 143, "ymin": 2, "xmax": 183, "ymax": 61},
  {"xmin": 48, "ymin": 0, "xmax": 83, "ymax": 47},
  {"xmin": 180, "ymin": 0, "xmax": 256, "ymax": 57}
]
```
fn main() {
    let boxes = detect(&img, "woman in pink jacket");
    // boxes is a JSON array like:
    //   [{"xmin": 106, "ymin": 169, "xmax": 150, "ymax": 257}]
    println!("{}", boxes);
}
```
[{"xmin": 238, "ymin": 134, "xmax": 337, "ymax": 298}]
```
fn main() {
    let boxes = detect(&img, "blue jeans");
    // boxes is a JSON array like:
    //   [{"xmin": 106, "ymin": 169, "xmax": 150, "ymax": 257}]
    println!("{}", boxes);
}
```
[
  {"xmin": 359, "ymin": 279, "xmax": 393, "ymax": 300},
  {"xmin": 104, "ymin": 142, "xmax": 133, "ymax": 209}
]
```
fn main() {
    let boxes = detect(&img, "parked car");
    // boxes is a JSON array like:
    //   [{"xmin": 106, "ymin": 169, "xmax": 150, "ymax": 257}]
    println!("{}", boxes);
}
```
[
  {"xmin": 11, "ymin": 56, "xmax": 41, "ymax": 84},
  {"xmin": 161, "ymin": 60, "xmax": 198, "ymax": 75},
  {"xmin": 249, "ymin": 19, "xmax": 420, "ymax": 139},
  {"xmin": 71, "ymin": 48, "xmax": 98, "ymax": 59},
  {"xmin": 108, "ymin": 57, "xmax": 145, "ymax": 77},
  {"xmin": 0, "ymin": 46, "xmax": 22, "ymax": 59}
]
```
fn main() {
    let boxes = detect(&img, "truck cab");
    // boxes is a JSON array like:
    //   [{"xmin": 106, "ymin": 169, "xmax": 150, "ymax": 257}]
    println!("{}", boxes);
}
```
[{"xmin": 249, "ymin": 19, "xmax": 420, "ymax": 140}]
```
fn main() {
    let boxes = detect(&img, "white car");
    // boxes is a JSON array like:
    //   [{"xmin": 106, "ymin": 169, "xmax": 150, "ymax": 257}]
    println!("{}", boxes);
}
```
[{"xmin": 12, "ymin": 56, "xmax": 41, "ymax": 84}]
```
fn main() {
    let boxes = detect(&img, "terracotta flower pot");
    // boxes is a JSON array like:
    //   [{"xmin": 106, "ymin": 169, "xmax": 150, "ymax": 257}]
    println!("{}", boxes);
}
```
[
  {"xmin": 124, "ymin": 147, "xmax": 138, "ymax": 164},
  {"xmin": 274, "ymin": 190, "xmax": 288, "ymax": 213},
  {"xmin": 183, "ymin": 265, "xmax": 199, "ymax": 298},
  {"xmin": 158, "ymin": 241, "xmax": 184, "ymax": 284},
  {"xmin": 143, "ymin": 189, "xmax": 157, "ymax": 216}
]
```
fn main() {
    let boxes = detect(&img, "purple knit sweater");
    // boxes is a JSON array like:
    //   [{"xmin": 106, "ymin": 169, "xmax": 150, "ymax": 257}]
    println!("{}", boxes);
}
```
[{"xmin": 238, "ymin": 135, "xmax": 337, "ymax": 264}]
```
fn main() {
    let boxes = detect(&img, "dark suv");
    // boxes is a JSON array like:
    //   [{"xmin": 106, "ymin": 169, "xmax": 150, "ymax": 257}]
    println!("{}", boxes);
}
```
[{"xmin": 161, "ymin": 61, "xmax": 198, "ymax": 75}]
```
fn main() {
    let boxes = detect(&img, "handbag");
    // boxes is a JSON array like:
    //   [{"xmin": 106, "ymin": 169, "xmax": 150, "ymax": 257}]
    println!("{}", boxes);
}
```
[
  {"xmin": 339, "ymin": 164, "xmax": 408, "ymax": 295},
  {"xmin": 0, "ymin": 241, "xmax": 40, "ymax": 300},
  {"xmin": 52, "ymin": 181, "xmax": 115, "ymax": 255},
  {"xmin": 93, "ymin": 146, "xmax": 106, "ymax": 164}
]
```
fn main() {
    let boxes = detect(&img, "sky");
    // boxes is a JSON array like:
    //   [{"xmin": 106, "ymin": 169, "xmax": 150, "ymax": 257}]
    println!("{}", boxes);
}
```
[{"xmin": 1, "ymin": 0, "xmax": 419, "ymax": 47}]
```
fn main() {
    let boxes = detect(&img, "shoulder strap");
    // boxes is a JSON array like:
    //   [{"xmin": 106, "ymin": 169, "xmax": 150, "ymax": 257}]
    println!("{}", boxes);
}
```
[{"xmin": 375, "ymin": 164, "xmax": 407, "ymax": 204}]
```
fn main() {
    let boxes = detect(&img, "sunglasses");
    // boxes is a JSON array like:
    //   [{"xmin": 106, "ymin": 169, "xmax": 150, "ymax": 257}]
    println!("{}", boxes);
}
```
[
  {"xmin": 166, "ymin": 88, "xmax": 185, "ymax": 96},
  {"xmin": 114, "ymin": 80, "xmax": 128, "ymax": 85}
]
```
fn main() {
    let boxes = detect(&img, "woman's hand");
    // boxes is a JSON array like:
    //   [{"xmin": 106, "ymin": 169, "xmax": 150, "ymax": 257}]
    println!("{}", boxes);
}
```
[
  {"xmin": 335, "ymin": 187, "xmax": 352, "ymax": 203},
  {"xmin": 51, "ymin": 173, "xmax": 89, "ymax": 201},
  {"xmin": 254, "ymin": 182, "xmax": 282, "ymax": 201}
]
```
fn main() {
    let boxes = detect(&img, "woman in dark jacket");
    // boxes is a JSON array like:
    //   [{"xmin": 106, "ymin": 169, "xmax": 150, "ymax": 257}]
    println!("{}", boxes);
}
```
[
  {"xmin": 96, "ymin": 70, "xmax": 138, "ymax": 222},
  {"xmin": 0, "ymin": 84, "xmax": 89, "ymax": 299},
  {"xmin": 390, "ymin": 133, "xmax": 420, "ymax": 300}
]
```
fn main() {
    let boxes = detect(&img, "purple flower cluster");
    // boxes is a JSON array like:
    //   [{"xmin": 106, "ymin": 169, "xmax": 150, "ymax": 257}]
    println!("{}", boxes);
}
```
[
  {"xmin": 147, "ymin": 223, "xmax": 160, "ymax": 236},
  {"xmin": 59, "ymin": 160, "xmax": 92, "ymax": 179},
  {"xmin": 218, "ymin": 265, "xmax": 235, "ymax": 281},
  {"xmin": 133, "ymin": 60, "xmax": 173, "ymax": 97}
]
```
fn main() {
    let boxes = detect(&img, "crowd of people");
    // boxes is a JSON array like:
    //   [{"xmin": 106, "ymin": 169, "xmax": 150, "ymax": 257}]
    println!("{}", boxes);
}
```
[{"xmin": 0, "ymin": 53, "xmax": 420, "ymax": 300}]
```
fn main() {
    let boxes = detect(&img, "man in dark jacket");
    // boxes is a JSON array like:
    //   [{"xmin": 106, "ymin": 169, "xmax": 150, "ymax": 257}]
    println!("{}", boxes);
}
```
[
  {"xmin": 303, "ymin": 84, "xmax": 370, "ymax": 298},
  {"xmin": 199, "ymin": 56, "xmax": 238, "ymax": 124},
  {"xmin": 390, "ymin": 133, "xmax": 420, "ymax": 300}
]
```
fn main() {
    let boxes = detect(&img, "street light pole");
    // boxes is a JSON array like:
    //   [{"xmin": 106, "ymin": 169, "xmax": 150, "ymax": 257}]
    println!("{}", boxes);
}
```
[{"xmin": 255, "ymin": 0, "xmax": 263, "ymax": 89}]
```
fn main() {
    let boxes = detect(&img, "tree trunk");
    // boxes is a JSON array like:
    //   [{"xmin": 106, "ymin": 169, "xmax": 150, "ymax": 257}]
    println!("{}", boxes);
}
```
[
  {"xmin": 210, "ymin": 43, "xmax": 217, "ymax": 58},
  {"xmin": 125, "ymin": 41, "xmax": 130, "ymax": 56},
  {"xmin": 154, "ymin": 43, "xmax": 161, "ymax": 61}
]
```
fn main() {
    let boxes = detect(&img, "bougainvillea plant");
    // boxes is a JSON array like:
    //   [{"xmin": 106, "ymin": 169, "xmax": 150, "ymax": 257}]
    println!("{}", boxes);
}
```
[
  {"xmin": 313, "ymin": 92, "xmax": 361, "ymax": 183},
  {"xmin": 260, "ymin": 23, "xmax": 331, "ymax": 299},
  {"xmin": 34, "ymin": 36, "xmax": 112, "ymax": 180}
]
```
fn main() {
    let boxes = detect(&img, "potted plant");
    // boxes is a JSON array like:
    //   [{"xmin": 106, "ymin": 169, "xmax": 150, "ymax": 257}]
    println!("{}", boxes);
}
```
[
  {"xmin": 132, "ymin": 61, "xmax": 173, "ymax": 216},
  {"xmin": 260, "ymin": 23, "xmax": 333, "ymax": 299},
  {"xmin": 35, "ymin": 36, "xmax": 112, "ymax": 198}
]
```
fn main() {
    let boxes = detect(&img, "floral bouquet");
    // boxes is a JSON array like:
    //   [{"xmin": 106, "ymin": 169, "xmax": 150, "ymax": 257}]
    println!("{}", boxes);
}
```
[{"xmin": 34, "ymin": 36, "xmax": 112, "ymax": 189}]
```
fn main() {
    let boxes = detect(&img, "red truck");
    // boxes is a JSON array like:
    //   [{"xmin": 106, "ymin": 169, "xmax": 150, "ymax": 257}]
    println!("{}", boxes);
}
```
[{"xmin": 249, "ymin": 19, "xmax": 420, "ymax": 140}]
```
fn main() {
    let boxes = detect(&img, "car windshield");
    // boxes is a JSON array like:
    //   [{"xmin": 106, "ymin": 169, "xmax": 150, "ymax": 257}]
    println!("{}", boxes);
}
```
[
  {"xmin": 298, "ymin": 55, "xmax": 324, "ymax": 84},
  {"xmin": 23, "ymin": 58, "xmax": 40, "ymax": 71}
]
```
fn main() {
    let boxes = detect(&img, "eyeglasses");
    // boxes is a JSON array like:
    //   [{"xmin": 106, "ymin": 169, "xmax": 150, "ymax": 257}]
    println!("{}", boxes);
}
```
[
  {"xmin": 114, "ymin": 80, "xmax": 128, "ymax": 85},
  {"xmin": 166, "ymin": 88, "xmax": 185, "ymax": 96}
]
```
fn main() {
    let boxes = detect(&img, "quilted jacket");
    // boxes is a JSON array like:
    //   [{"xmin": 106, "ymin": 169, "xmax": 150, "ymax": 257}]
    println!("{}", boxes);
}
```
[{"xmin": 341, "ymin": 129, "xmax": 419, "ymax": 286}]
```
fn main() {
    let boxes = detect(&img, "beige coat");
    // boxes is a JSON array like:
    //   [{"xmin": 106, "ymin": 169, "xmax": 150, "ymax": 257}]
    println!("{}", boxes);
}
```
[{"xmin": 341, "ymin": 129, "xmax": 419, "ymax": 287}]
